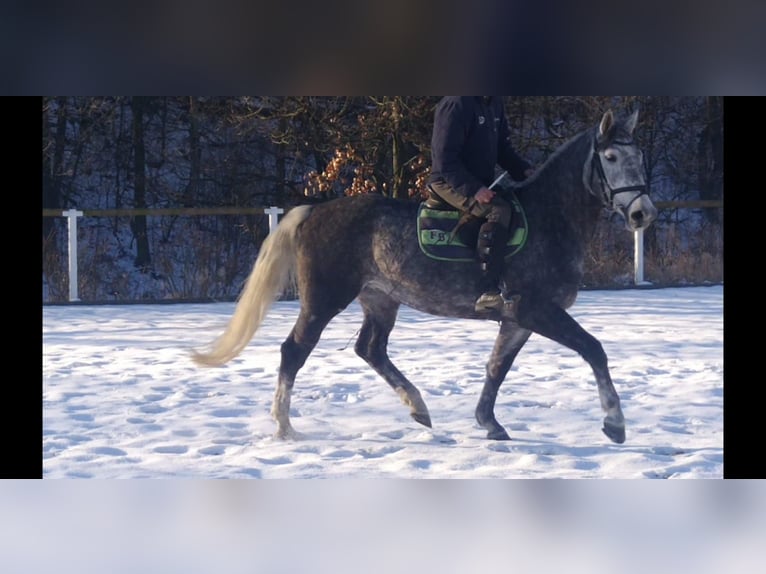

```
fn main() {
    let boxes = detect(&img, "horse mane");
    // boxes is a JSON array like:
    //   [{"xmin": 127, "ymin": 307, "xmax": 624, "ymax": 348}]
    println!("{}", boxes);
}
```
[
  {"xmin": 505, "ymin": 125, "xmax": 594, "ymax": 199},
  {"xmin": 540, "ymin": 126, "xmax": 594, "ymax": 172}
]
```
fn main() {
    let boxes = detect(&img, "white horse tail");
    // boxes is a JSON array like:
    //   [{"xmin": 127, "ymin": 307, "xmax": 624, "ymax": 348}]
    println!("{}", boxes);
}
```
[{"xmin": 191, "ymin": 205, "xmax": 313, "ymax": 367}]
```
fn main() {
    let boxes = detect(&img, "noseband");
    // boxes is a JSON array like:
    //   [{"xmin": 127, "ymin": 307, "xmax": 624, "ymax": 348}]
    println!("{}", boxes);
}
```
[{"xmin": 591, "ymin": 139, "xmax": 648, "ymax": 215}]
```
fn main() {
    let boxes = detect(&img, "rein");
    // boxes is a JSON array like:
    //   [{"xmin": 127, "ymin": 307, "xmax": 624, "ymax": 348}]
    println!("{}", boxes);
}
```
[{"xmin": 590, "ymin": 139, "xmax": 648, "ymax": 215}]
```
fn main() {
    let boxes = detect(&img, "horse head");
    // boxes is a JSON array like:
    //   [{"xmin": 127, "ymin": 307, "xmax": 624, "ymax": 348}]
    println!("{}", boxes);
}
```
[{"xmin": 586, "ymin": 109, "xmax": 658, "ymax": 231}]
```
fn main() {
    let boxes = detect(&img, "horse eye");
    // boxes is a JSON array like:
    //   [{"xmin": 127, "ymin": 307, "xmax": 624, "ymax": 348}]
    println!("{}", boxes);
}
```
[{"xmin": 605, "ymin": 153, "xmax": 617, "ymax": 162}]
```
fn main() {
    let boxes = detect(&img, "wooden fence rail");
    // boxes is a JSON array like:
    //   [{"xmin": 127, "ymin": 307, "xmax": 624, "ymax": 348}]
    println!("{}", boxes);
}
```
[{"xmin": 43, "ymin": 201, "xmax": 723, "ymax": 302}]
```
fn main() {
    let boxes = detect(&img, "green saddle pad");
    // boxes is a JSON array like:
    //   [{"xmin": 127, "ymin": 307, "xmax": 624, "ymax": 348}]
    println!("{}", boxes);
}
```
[{"xmin": 417, "ymin": 194, "xmax": 528, "ymax": 262}]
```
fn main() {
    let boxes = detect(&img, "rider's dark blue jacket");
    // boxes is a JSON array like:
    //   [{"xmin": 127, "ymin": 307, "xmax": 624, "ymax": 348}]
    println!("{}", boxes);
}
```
[{"xmin": 428, "ymin": 96, "xmax": 531, "ymax": 199}]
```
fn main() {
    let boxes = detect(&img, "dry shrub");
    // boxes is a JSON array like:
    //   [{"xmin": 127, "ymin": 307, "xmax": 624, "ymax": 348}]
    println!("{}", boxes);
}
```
[
  {"xmin": 43, "ymin": 216, "xmax": 264, "ymax": 303},
  {"xmin": 581, "ymin": 212, "xmax": 723, "ymax": 288},
  {"xmin": 42, "ymin": 231, "xmax": 68, "ymax": 302},
  {"xmin": 582, "ymin": 219, "xmax": 636, "ymax": 288},
  {"xmin": 153, "ymin": 220, "xmax": 261, "ymax": 300},
  {"xmin": 644, "ymin": 219, "xmax": 723, "ymax": 286}
]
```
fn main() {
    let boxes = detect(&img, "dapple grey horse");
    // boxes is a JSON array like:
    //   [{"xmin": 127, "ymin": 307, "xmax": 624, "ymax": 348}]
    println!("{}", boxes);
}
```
[{"xmin": 193, "ymin": 109, "xmax": 657, "ymax": 445}]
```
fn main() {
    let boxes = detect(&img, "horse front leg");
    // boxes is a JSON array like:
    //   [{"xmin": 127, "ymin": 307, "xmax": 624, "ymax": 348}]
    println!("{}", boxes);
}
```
[
  {"xmin": 516, "ymin": 296, "xmax": 626, "ymax": 444},
  {"xmin": 476, "ymin": 321, "xmax": 532, "ymax": 440}
]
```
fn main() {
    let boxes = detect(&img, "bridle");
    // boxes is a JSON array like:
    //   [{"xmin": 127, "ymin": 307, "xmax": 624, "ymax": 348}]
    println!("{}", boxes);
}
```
[{"xmin": 590, "ymin": 138, "xmax": 648, "ymax": 216}]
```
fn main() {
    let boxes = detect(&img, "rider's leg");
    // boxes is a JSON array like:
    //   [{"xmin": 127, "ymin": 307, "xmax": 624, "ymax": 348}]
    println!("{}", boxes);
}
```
[
  {"xmin": 427, "ymin": 181, "xmax": 513, "ymax": 312},
  {"xmin": 473, "ymin": 202, "xmax": 512, "ymax": 312},
  {"xmin": 475, "ymin": 219, "xmax": 510, "ymax": 310}
]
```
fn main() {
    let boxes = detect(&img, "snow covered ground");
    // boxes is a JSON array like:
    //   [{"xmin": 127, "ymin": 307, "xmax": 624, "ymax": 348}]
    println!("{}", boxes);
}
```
[
  {"xmin": 22, "ymin": 285, "xmax": 766, "ymax": 573},
  {"xmin": 43, "ymin": 285, "xmax": 723, "ymax": 479}
]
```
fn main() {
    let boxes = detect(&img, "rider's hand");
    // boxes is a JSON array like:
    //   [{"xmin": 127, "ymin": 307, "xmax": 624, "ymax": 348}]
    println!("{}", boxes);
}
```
[{"xmin": 474, "ymin": 187, "xmax": 495, "ymax": 204}]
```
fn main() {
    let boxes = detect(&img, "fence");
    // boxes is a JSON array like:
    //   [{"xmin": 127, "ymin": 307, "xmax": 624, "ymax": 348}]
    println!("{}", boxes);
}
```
[
  {"xmin": 42, "ymin": 201, "xmax": 722, "ymax": 303},
  {"xmin": 43, "ymin": 207, "xmax": 283, "ymax": 302}
]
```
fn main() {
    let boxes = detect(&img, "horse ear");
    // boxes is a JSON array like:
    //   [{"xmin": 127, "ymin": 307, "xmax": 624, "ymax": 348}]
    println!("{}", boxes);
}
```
[
  {"xmin": 625, "ymin": 108, "xmax": 639, "ymax": 134},
  {"xmin": 599, "ymin": 110, "xmax": 615, "ymax": 138}
]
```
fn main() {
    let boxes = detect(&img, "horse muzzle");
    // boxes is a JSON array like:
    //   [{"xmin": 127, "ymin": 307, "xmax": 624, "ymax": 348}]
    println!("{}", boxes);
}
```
[{"xmin": 623, "ymin": 193, "xmax": 658, "ymax": 231}]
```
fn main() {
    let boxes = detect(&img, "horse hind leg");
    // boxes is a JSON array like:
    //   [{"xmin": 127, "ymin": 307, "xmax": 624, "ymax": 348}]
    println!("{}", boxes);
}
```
[
  {"xmin": 355, "ymin": 291, "xmax": 432, "ymax": 429},
  {"xmin": 272, "ymin": 308, "xmax": 340, "ymax": 439}
]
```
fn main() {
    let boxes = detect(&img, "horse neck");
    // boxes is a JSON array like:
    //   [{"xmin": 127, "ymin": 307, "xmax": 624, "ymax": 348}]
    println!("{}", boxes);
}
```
[{"xmin": 521, "ymin": 128, "xmax": 602, "ymax": 237}]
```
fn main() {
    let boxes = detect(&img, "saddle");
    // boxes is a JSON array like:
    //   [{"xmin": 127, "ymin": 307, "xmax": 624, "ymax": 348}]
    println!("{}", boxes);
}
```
[{"xmin": 417, "ymin": 191, "xmax": 528, "ymax": 262}]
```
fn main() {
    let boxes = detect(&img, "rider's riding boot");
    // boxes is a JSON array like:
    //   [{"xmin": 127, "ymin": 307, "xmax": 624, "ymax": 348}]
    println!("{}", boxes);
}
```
[{"xmin": 475, "ymin": 221, "xmax": 509, "ymax": 313}]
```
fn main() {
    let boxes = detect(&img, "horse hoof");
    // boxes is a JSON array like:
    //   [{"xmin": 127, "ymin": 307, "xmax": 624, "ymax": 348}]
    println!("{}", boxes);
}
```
[
  {"xmin": 602, "ymin": 422, "xmax": 626, "ymax": 444},
  {"xmin": 273, "ymin": 425, "xmax": 302, "ymax": 440},
  {"xmin": 411, "ymin": 412, "xmax": 433, "ymax": 428},
  {"xmin": 487, "ymin": 429, "xmax": 511, "ymax": 441}
]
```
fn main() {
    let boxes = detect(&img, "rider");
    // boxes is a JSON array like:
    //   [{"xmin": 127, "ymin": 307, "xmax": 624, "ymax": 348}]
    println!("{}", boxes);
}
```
[{"xmin": 428, "ymin": 96, "xmax": 534, "ymax": 312}]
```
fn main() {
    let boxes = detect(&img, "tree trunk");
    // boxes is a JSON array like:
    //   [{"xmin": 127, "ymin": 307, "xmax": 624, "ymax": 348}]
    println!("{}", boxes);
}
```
[
  {"xmin": 390, "ymin": 97, "xmax": 408, "ymax": 199},
  {"xmin": 42, "ymin": 97, "xmax": 68, "ymax": 240},
  {"xmin": 275, "ymin": 117, "xmax": 287, "ymax": 204},
  {"xmin": 698, "ymin": 96, "xmax": 723, "ymax": 225},
  {"xmin": 184, "ymin": 96, "xmax": 202, "ymax": 208},
  {"xmin": 132, "ymin": 96, "xmax": 151, "ymax": 270}
]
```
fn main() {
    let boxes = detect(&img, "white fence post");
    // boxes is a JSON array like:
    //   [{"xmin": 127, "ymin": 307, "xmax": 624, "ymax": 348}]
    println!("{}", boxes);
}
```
[
  {"xmin": 63, "ymin": 209, "xmax": 83, "ymax": 302},
  {"xmin": 264, "ymin": 206, "xmax": 284, "ymax": 234},
  {"xmin": 634, "ymin": 229, "xmax": 651, "ymax": 286}
]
